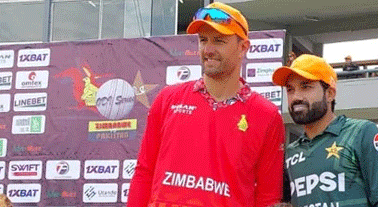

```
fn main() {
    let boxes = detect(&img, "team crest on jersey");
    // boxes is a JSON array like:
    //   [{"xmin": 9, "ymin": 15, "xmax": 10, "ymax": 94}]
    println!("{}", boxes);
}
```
[
  {"xmin": 374, "ymin": 134, "xmax": 378, "ymax": 151},
  {"xmin": 237, "ymin": 115, "xmax": 248, "ymax": 132},
  {"xmin": 325, "ymin": 142, "xmax": 343, "ymax": 159}
]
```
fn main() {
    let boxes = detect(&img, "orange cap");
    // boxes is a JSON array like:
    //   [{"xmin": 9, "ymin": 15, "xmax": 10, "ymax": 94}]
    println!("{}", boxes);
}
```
[
  {"xmin": 186, "ymin": 2, "xmax": 249, "ymax": 40},
  {"xmin": 272, "ymin": 54, "xmax": 337, "ymax": 88}
]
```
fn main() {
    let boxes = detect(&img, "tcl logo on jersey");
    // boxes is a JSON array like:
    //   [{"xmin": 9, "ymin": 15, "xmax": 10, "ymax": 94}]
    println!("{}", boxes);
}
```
[
  {"xmin": 15, "ymin": 70, "xmax": 49, "ymax": 89},
  {"xmin": 8, "ymin": 160, "xmax": 42, "ymax": 180},
  {"xmin": 123, "ymin": 159, "xmax": 137, "ymax": 179},
  {"xmin": 45, "ymin": 160, "xmax": 81, "ymax": 180},
  {"xmin": 7, "ymin": 183, "xmax": 41, "ymax": 203},
  {"xmin": 17, "ymin": 48, "xmax": 50, "ymax": 67},
  {"xmin": 291, "ymin": 172, "xmax": 345, "ymax": 197},
  {"xmin": 166, "ymin": 65, "xmax": 202, "ymax": 85},
  {"xmin": 84, "ymin": 160, "xmax": 119, "ymax": 179},
  {"xmin": 0, "ymin": 72, "xmax": 12, "ymax": 90},
  {"xmin": 286, "ymin": 152, "xmax": 306, "ymax": 168},
  {"xmin": 0, "ymin": 161, "xmax": 5, "ymax": 179},
  {"xmin": 83, "ymin": 183, "xmax": 118, "ymax": 203},
  {"xmin": 0, "ymin": 50, "xmax": 14, "ymax": 68},
  {"xmin": 0, "ymin": 94, "xmax": 10, "ymax": 113},
  {"xmin": 121, "ymin": 183, "xmax": 130, "ymax": 203},
  {"xmin": 13, "ymin": 93, "xmax": 48, "ymax": 111},
  {"xmin": 247, "ymin": 38, "xmax": 283, "ymax": 59}
]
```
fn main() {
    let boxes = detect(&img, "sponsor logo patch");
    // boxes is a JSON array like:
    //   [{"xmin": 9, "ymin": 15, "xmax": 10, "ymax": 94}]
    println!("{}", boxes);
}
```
[
  {"xmin": 246, "ymin": 62, "xmax": 282, "ymax": 83},
  {"xmin": 12, "ymin": 115, "xmax": 46, "ymax": 134},
  {"xmin": 17, "ymin": 48, "xmax": 50, "ymax": 67},
  {"xmin": 7, "ymin": 183, "xmax": 41, "ymax": 203},
  {"xmin": 45, "ymin": 160, "xmax": 81, "ymax": 180},
  {"xmin": 123, "ymin": 159, "xmax": 137, "ymax": 179},
  {"xmin": 87, "ymin": 119, "xmax": 137, "ymax": 141},
  {"xmin": 82, "ymin": 183, "xmax": 118, "ymax": 203},
  {"xmin": 15, "ymin": 70, "xmax": 49, "ymax": 89},
  {"xmin": 84, "ymin": 160, "xmax": 120, "ymax": 179},
  {"xmin": 0, "ymin": 94, "xmax": 11, "ymax": 113},
  {"xmin": 13, "ymin": 93, "xmax": 48, "ymax": 111},
  {"xmin": 247, "ymin": 38, "xmax": 283, "ymax": 59},
  {"xmin": 0, "ymin": 139, "xmax": 7, "ymax": 157},
  {"xmin": 8, "ymin": 160, "xmax": 42, "ymax": 180},
  {"xmin": 0, "ymin": 161, "xmax": 5, "ymax": 179},
  {"xmin": 0, "ymin": 50, "xmax": 14, "ymax": 68},
  {"xmin": 0, "ymin": 72, "xmax": 12, "ymax": 90},
  {"xmin": 166, "ymin": 65, "xmax": 202, "ymax": 85},
  {"xmin": 374, "ymin": 134, "xmax": 378, "ymax": 151}
]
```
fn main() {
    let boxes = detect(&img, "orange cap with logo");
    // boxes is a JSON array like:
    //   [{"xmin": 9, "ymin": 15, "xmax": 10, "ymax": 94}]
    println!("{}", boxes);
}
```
[
  {"xmin": 186, "ymin": 2, "xmax": 249, "ymax": 40},
  {"xmin": 272, "ymin": 54, "xmax": 337, "ymax": 88}
]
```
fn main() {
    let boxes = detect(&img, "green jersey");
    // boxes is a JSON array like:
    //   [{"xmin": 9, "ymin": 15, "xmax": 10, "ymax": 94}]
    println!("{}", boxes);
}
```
[{"xmin": 286, "ymin": 115, "xmax": 378, "ymax": 207}]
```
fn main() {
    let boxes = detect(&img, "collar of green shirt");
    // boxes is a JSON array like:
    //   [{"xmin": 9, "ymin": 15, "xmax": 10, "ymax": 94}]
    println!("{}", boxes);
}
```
[{"xmin": 299, "ymin": 115, "xmax": 347, "ymax": 143}]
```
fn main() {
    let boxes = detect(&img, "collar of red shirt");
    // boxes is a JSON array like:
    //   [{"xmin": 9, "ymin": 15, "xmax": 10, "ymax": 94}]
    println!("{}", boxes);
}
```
[{"xmin": 193, "ymin": 77, "xmax": 252, "ymax": 109}]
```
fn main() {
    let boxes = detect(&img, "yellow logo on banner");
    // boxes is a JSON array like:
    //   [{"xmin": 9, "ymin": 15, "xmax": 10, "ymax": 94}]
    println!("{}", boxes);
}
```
[
  {"xmin": 88, "ymin": 119, "xmax": 137, "ymax": 132},
  {"xmin": 237, "ymin": 115, "xmax": 248, "ymax": 132}
]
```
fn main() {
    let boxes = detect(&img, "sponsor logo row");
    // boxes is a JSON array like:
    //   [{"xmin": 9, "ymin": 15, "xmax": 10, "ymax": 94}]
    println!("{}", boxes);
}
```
[
  {"xmin": 0, "ymin": 70, "xmax": 49, "ymax": 90},
  {"xmin": 0, "ymin": 159, "xmax": 136, "ymax": 180},
  {"xmin": 0, "ymin": 49, "xmax": 50, "ymax": 68},
  {"xmin": 0, "ymin": 183, "xmax": 131, "ymax": 203}
]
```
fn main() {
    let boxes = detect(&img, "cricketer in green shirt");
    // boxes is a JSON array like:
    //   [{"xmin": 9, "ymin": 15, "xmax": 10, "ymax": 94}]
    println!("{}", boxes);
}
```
[{"xmin": 286, "ymin": 115, "xmax": 378, "ymax": 207}]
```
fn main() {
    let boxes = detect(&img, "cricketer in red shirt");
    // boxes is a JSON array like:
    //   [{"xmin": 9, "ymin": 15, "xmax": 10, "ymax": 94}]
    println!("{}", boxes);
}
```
[{"xmin": 128, "ymin": 2, "xmax": 285, "ymax": 206}]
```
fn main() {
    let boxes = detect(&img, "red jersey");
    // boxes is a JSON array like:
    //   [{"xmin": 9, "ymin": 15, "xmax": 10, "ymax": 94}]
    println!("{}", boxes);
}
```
[{"xmin": 128, "ymin": 79, "xmax": 285, "ymax": 207}]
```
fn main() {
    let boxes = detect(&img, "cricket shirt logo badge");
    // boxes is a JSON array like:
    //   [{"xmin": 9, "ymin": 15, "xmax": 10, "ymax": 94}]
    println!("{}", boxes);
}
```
[
  {"xmin": 325, "ymin": 142, "xmax": 343, "ymax": 159},
  {"xmin": 237, "ymin": 115, "xmax": 248, "ymax": 132}
]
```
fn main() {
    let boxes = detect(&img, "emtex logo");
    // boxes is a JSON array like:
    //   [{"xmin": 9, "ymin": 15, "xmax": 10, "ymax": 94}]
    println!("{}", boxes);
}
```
[
  {"xmin": 166, "ymin": 65, "xmax": 202, "ymax": 85},
  {"xmin": 84, "ymin": 160, "xmax": 120, "ymax": 179},
  {"xmin": 46, "ymin": 160, "xmax": 81, "ymax": 180},
  {"xmin": 83, "ymin": 183, "xmax": 118, "ymax": 203},
  {"xmin": 0, "ymin": 50, "xmax": 14, "ymax": 68},
  {"xmin": 247, "ymin": 38, "xmax": 283, "ymax": 59},
  {"xmin": 16, "ymin": 70, "xmax": 49, "ymax": 89},
  {"xmin": 12, "ymin": 115, "xmax": 46, "ymax": 134},
  {"xmin": 17, "ymin": 48, "xmax": 50, "ymax": 67},
  {"xmin": 7, "ymin": 183, "xmax": 41, "ymax": 203},
  {"xmin": 8, "ymin": 160, "xmax": 42, "ymax": 180},
  {"xmin": 13, "ymin": 93, "xmax": 48, "ymax": 112},
  {"xmin": 0, "ymin": 72, "xmax": 12, "ymax": 90}
]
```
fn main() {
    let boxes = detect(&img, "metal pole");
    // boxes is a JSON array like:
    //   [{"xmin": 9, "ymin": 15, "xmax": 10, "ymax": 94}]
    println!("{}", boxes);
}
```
[
  {"xmin": 98, "ymin": 0, "xmax": 104, "ymax": 39},
  {"xmin": 42, "ymin": 0, "xmax": 52, "ymax": 42}
]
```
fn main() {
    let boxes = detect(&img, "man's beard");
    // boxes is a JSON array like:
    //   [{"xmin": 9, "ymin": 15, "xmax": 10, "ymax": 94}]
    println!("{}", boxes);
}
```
[{"xmin": 289, "ymin": 95, "xmax": 328, "ymax": 125}]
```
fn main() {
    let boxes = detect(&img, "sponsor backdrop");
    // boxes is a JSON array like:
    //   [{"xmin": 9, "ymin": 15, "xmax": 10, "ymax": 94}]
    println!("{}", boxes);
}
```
[{"xmin": 0, "ymin": 30, "xmax": 285, "ymax": 206}]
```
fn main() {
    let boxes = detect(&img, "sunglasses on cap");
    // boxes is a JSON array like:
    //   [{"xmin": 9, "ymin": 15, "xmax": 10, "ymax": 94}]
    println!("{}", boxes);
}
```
[{"xmin": 193, "ymin": 8, "xmax": 247, "ymax": 36}]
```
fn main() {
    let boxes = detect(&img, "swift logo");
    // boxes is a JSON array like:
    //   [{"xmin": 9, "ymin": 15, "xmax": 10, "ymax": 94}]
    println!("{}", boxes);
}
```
[{"xmin": 9, "ymin": 160, "xmax": 42, "ymax": 180}]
